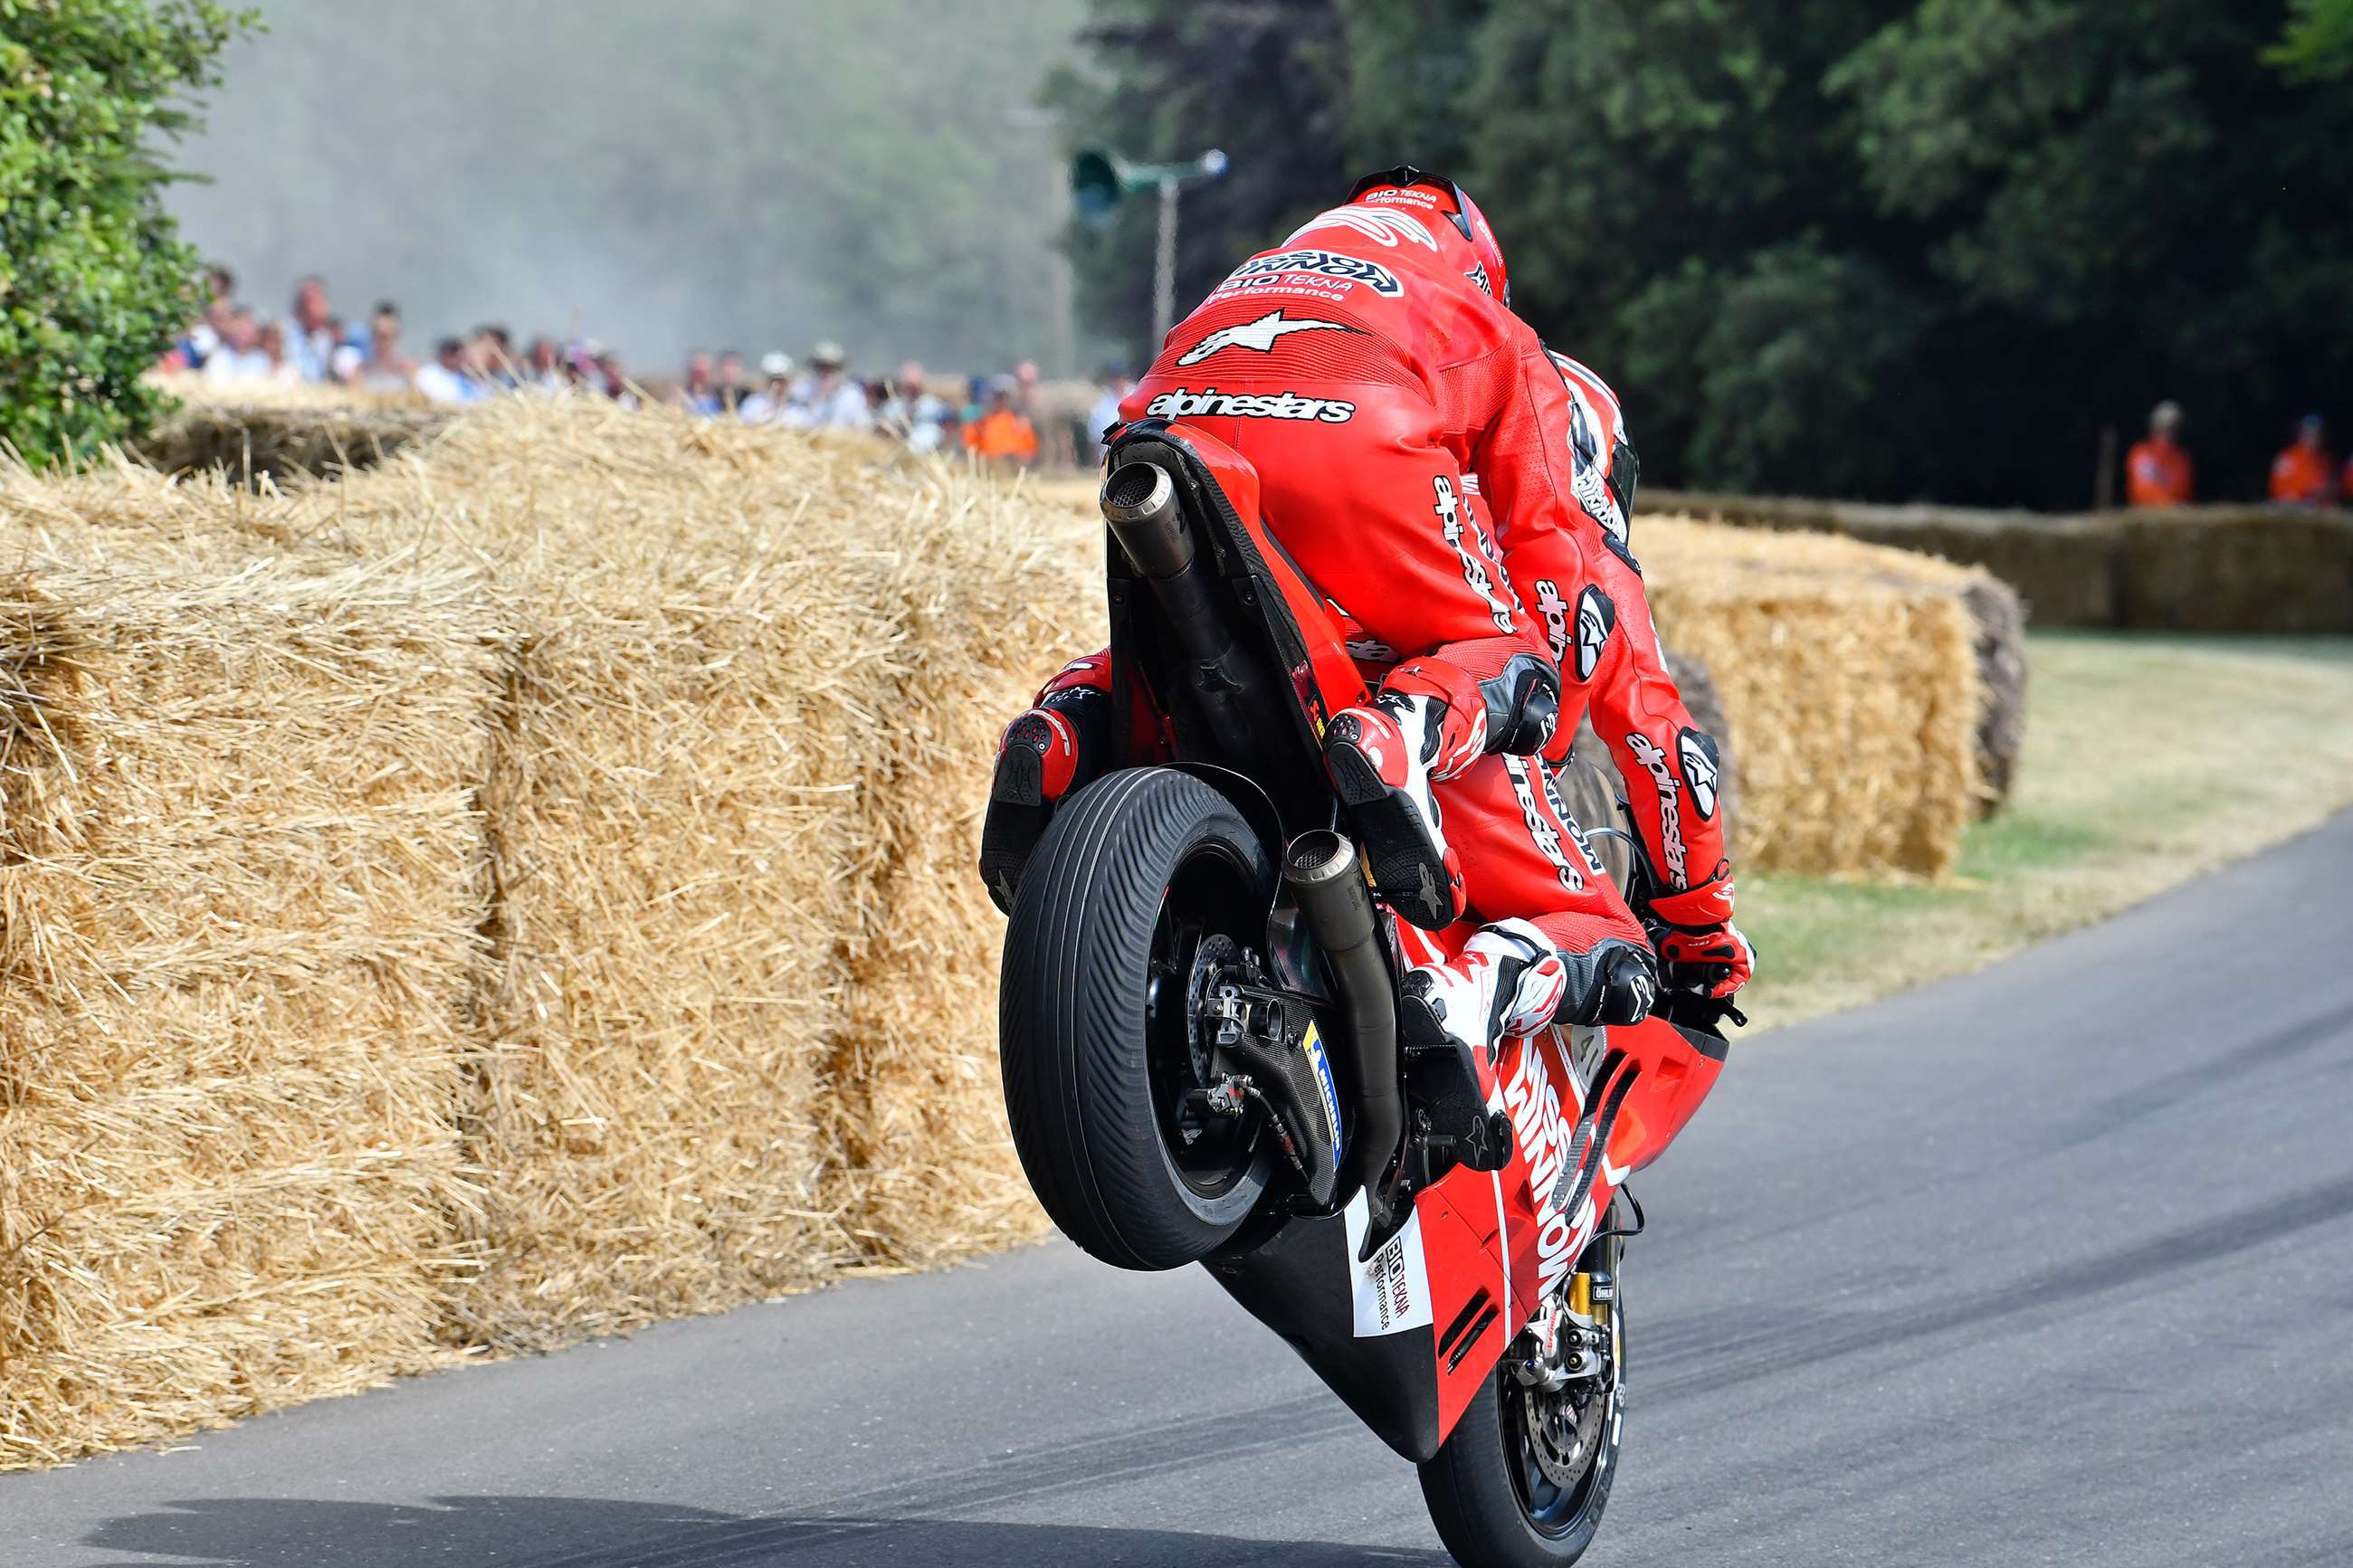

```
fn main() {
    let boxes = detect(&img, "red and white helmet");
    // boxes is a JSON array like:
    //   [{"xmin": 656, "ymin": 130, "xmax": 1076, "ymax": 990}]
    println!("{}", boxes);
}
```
[{"xmin": 1347, "ymin": 166, "xmax": 1511, "ymax": 307}]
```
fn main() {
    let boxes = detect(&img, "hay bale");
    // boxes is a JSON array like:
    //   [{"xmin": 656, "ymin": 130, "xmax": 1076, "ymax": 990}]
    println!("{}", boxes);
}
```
[
  {"xmin": 1638, "ymin": 518, "xmax": 1982, "ymax": 878},
  {"xmin": 133, "ymin": 402, "xmax": 448, "ymax": 485},
  {"xmin": 290, "ymin": 399, "xmax": 1086, "ymax": 1344},
  {"xmin": 2120, "ymin": 508, "xmax": 2353, "ymax": 632},
  {"xmin": 1649, "ymin": 489, "xmax": 2122, "ymax": 629},
  {"xmin": 0, "ymin": 534, "xmax": 500, "ymax": 1468}
]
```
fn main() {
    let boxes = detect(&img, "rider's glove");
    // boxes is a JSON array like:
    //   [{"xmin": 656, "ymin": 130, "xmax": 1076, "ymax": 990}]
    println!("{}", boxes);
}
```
[{"xmin": 1656, "ymin": 923, "xmax": 1754, "ymax": 1000}]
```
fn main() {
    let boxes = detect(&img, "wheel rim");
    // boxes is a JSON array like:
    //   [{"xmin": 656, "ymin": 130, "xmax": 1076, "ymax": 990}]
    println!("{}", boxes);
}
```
[
  {"xmin": 1142, "ymin": 841, "xmax": 1265, "ymax": 1200},
  {"xmin": 1501, "ymin": 1253, "xmax": 1624, "ymax": 1539}
]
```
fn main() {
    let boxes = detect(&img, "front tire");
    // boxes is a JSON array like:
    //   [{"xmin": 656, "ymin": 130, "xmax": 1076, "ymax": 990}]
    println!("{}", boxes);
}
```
[
  {"xmin": 999, "ymin": 766, "xmax": 1277, "ymax": 1270},
  {"xmin": 1417, "ymin": 1228, "xmax": 1626, "ymax": 1566}
]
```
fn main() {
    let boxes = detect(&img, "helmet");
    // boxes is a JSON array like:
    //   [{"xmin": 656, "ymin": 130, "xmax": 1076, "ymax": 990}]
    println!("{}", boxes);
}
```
[{"xmin": 1348, "ymin": 166, "xmax": 1510, "ymax": 307}]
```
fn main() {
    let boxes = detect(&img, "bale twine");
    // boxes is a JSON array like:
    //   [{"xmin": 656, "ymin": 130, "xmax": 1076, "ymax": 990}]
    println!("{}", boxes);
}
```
[{"xmin": 0, "ymin": 537, "xmax": 500, "ymax": 1468}]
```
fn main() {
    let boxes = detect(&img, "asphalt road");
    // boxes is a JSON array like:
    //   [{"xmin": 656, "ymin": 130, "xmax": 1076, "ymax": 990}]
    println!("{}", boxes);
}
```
[{"xmin": 11, "ymin": 813, "xmax": 2353, "ymax": 1568}]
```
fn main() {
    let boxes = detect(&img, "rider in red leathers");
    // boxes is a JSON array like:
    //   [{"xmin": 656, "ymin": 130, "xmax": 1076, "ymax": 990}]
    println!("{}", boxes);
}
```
[{"xmin": 984, "ymin": 168, "xmax": 1751, "ymax": 1061}]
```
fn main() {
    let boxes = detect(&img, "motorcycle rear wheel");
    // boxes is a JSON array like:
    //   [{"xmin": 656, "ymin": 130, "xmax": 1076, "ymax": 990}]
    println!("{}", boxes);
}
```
[
  {"xmin": 1417, "ymin": 1223, "xmax": 1626, "ymax": 1567},
  {"xmin": 999, "ymin": 766, "xmax": 1277, "ymax": 1270}
]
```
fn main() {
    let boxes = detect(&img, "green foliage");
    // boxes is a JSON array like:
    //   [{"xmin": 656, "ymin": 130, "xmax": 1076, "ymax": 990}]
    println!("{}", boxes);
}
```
[
  {"xmin": 0, "ymin": 0, "xmax": 246, "ymax": 466},
  {"xmin": 1057, "ymin": 0, "xmax": 2353, "ymax": 506},
  {"xmin": 2268, "ymin": 0, "xmax": 2353, "ymax": 81}
]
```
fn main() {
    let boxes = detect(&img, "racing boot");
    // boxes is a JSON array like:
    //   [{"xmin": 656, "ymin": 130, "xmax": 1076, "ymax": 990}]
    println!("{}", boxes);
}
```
[
  {"xmin": 980, "ymin": 680, "xmax": 1111, "ymax": 914},
  {"xmin": 1398, "ymin": 919, "xmax": 1572, "ymax": 1068},
  {"xmin": 1322, "ymin": 691, "xmax": 1466, "ymax": 930}
]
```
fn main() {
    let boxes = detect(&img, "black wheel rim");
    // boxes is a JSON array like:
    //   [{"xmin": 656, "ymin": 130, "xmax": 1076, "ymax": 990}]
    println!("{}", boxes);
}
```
[
  {"xmin": 1142, "ymin": 840, "xmax": 1264, "ymax": 1199},
  {"xmin": 1501, "ymin": 1250, "xmax": 1624, "ymax": 1539}
]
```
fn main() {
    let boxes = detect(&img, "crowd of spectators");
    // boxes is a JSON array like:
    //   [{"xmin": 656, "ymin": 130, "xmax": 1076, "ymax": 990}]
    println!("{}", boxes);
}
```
[
  {"xmin": 2126, "ymin": 400, "xmax": 2353, "ymax": 509},
  {"xmin": 160, "ymin": 266, "xmax": 1136, "ymax": 470}
]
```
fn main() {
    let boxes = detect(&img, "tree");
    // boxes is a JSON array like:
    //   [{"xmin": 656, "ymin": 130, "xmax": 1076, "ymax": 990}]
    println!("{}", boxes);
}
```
[
  {"xmin": 2269, "ymin": 0, "xmax": 2353, "ymax": 81},
  {"xmin": 1043, "ymin": 0, "xmax": 1350, "ymax": 368},
  {"xmin": 1054, "ymin": 0, "xmax": 2353, "ymax": 506},
  {"xmin": 0, "ymin": 1, "xmax": 248, "ymax": 466}
]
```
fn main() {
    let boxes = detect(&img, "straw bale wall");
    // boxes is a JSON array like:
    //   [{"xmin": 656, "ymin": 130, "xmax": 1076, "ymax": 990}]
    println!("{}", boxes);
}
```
[
  {"xmin": 1649, "ymin": 489, "xmax": 2353, "ymax": 634},
  {"xmin": 0, "ymin": 535, "xmax": 501, "ymax": 1466}
]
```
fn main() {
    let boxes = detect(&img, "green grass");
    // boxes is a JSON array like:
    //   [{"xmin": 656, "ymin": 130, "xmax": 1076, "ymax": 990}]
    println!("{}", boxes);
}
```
[{"xmin": 1736, "ymin": 632, "xmax": 2353, "ymax": 1031}]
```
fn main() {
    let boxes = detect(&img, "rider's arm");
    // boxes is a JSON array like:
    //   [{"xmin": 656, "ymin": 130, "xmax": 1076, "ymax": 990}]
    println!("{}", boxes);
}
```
[{"xmin": 1472, "ymin": 337, "xmax": 1733, "ymax": 918}]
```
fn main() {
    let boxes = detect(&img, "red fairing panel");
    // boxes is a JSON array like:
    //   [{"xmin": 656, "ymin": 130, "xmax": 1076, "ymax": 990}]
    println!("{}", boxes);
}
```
[
  {"xmin": 1408, "ymin": 1007, "xmax": 1726, "ymax": 1448},
  {"xmin": 1151, "ymin": 421, "xmax": 1369, "ymax": 721}
]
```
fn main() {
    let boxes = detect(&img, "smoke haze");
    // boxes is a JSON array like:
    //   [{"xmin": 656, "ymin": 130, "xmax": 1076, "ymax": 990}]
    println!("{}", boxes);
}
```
[{"xmin": 167, "ymin": 0, "xmax": 1086, "ymax": 376}]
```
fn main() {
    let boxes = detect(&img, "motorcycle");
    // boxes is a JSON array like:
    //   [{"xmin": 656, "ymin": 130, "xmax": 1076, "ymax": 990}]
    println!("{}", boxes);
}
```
[{"xmin": 993, "ymin": 419, "xmax": 1737, "ymax": 1568}]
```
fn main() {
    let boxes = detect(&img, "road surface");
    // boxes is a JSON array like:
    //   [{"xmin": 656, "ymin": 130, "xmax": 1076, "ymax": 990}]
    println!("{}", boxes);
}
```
[{"xmin": 10, "ymin": 813, "xmax": 2352, "ymax": 1567}]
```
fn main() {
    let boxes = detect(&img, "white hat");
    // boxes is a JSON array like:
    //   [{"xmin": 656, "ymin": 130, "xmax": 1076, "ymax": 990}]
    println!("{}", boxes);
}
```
[
  {"xmin": 759, "ymin": 351, "xmax": 794, "ymax": 378},
  {"xmin": 811, "ymin": 340, "xmax": 846, "ymax": 367}
]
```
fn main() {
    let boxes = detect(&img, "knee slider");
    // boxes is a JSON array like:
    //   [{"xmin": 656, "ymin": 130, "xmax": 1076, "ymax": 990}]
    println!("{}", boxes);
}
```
[{"xmin": 1481, "ymin": 651, "xmax": 1559, "ymax": 756}]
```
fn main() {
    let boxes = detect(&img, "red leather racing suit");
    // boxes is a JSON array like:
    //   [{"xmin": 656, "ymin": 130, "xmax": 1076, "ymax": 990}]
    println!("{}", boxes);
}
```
[{"xmin": 1092, "ymin": 190, "xmax": 1736, "ymax": 962}]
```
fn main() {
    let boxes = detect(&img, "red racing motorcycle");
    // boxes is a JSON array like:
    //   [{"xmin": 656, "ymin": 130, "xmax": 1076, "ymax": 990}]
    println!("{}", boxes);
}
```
[{"xmin": 994, "ymin": 419, "xmax": 1736, "ymax": 1568}]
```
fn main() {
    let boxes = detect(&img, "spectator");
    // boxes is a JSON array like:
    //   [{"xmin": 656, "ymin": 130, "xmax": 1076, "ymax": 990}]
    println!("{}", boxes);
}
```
[
  {"xmin": 471, "ymin": 324, "xmax": 517, "ymax": 388},
  {"xmin": 352, "ymin": 301, "xmax": 417, "ymax": 394},
  {"xmin": 2125, "ymin": 401, "xmax": 2194, "ymax": 507},
  {"xmin": 252, "ymin": 317, "xmax": 301, "ymax": 385},
  {"xmin": 740, "ymin": 352, "xmax": 798, "ymax": 424},
  {"xmin": 1014, "ymin": 358, "xmax": 1041, "ymax": 413},
  {"xmin": 803, "ymin": 341, "xmax": 871, "ymax": 431},
  {"xmin": 592, "ymin": 346, "xmax": 638, "ymax": 408},
  {"xmin": 879, "ymin": 360, "xmax": 954, "ymax": 453},
  {"xmin": 199, "ymin": 308, "xmax": 270, "ymax": 384},
  {"xmin": 1088, "ymin": 366, "xmax": 1132, "ymax": 456},
  {"xmin": 414, "ymin": 336, "xmax": 483, "ymax": 405},
  {"xmin": 715, "ymin": 351, "xmax": 748, "ymax": 415},
  {"xmin": 676, "ymin": 349, "xmax": 720, "ymax": 415},
  {"xmin": 522, "ymin": 336, "xmax": 566, "ymax": 394},
  {"xmin": 287, "ymin": 275, "xmax": 340, "ymax": 382},
  {"xmin": 2268, "ymin": 414, "xmax": 2338, "ymax": 507},
  {"xmin": 963, "ymin": 375, "xmax": 1038, "ymax": 467}
]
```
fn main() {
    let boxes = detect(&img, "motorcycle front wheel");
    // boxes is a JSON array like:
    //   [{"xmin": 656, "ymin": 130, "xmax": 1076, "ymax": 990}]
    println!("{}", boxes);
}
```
[
  {"xmin": 999, "ymin": 766, "xmax": 1277, "ymax": 1270},
  {"xmin": 1417, "ymin": 1224, "xmax": 1627, "ymax": 1567}
]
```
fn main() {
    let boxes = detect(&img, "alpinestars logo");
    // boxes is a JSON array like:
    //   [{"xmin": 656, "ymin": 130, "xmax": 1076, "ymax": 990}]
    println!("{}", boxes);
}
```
[
  {"xmin": 1224, "ymin": 249, "xmax": 1405, "ymax": 297},
  {"xmin": 1677, "ymin": 728, "xmax": 1721, "ymax": 821},
  {"xmin": 1431, "ymin": 475, "xmax": 1519, "ymax": 634},
  {"xmin": 1503, "ymin": 755, "xmax": 1583, "ymax": 893},
  {"xmin": 1533, "ymin": 579, "xmax": 1570, "ymax": 668},
  {"xmin": 1625, "ymin": 732, "xmax": 1689, "ymax": 887},
  {"xmin": 1575, "ymin": 586, "xmax": 1617, "ymax": 681},
  {"xmin": 1143, "ymin": 387, "xmax": 1357, "ymax": 424},
  {"xmin": 1287, "ymin": 206, "xmax": 1438, "ymax": 251},
  {"xmin": 1176, "ymin": 309, "xmax": 1354, "ymax": 366},
  {"xmin": 1465, "ymin": 262, "xmax": 1493, "ymax": 297}
]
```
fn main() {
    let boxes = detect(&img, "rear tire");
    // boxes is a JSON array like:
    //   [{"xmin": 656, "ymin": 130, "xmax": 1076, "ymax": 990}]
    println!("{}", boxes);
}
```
[{"xmin": 999, "ymin": 766, "xmax": 1277, "ymax": 1270}]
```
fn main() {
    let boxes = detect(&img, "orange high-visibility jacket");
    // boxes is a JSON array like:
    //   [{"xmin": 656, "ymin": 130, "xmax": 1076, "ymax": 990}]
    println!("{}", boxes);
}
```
[{"xmin": 2125, "ymin": 438, "xmax": 2193, "ymax": 507}]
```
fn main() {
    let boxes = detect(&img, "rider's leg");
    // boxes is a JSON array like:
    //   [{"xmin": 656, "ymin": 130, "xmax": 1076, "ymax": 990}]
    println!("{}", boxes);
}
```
[
  {"xmin": 1398, "ymin": 753, "xmax": 1660, "ymax": 1062},
  {"xmin": 1246, "ymin": 442, "xmax": 1558, "ymax": 931},
  {"xmin": 979, "ymin": 652, "xmax": 1113, "ymax": 913}
]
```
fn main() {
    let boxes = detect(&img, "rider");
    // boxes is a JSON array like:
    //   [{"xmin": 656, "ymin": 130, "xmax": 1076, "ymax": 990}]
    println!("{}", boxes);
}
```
[{"xmin": 984, "ymin": 168, "xmax": 1751, "ymax": 1061}]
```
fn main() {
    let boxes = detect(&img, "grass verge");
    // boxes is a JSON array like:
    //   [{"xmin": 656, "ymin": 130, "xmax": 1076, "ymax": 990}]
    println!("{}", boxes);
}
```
[{"xmin": 1737, "ymin": 633, "xmax": 2353, "ymax": 1030}]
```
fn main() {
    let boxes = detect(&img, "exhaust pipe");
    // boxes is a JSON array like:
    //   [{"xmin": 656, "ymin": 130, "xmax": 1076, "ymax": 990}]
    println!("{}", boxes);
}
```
[
  {"xmin": 1100, "ymin": 459, "xmax": 1253, "ymax": 746},
  {"xmin": 1284, "ymin": 830, "xmax": 1402, "ymax": 1240}
]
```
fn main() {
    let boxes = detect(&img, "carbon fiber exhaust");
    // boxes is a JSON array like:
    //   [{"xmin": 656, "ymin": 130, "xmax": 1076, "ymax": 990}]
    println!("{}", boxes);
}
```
[{"xmin": 1283, "ymin": 830, "xmax": 1402, "ymax": 1238}]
